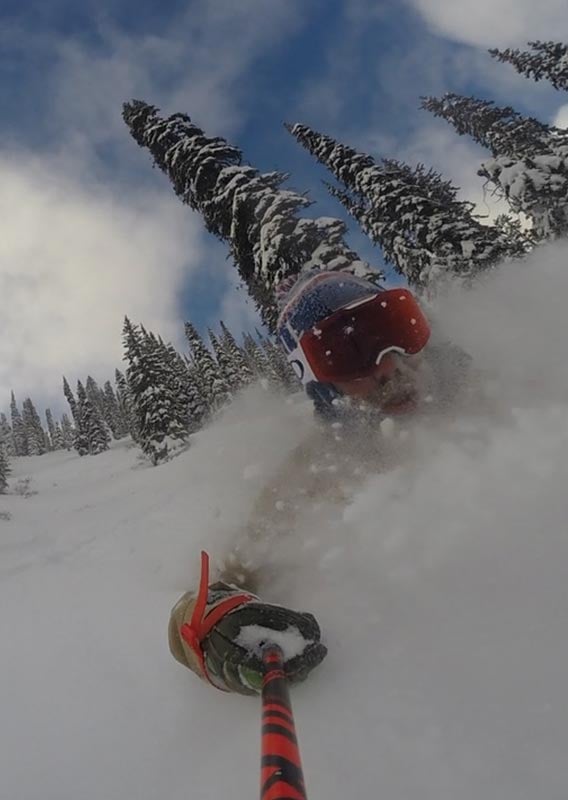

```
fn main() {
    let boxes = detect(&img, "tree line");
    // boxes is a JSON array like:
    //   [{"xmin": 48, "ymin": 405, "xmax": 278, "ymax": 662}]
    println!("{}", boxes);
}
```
[{"xmin": 0, "ymin": 320, "xmax": 297, "ymax": 487}]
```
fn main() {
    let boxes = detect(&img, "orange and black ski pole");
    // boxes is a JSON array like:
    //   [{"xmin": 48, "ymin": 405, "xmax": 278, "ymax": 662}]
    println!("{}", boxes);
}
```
[{"xmin": 260, "ymin": 646, "xmax": 308, "ymax": 800}]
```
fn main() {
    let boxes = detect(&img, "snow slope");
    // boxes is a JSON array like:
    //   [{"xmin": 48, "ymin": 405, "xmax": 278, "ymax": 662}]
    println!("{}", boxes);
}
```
[{"xmin": 2, "ymin": 243, "xmax": 568, "ymax": 800}]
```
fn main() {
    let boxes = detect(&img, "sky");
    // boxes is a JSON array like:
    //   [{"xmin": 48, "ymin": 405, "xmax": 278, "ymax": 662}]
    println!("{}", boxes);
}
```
[{"xmin": 1, "ymin": 0, "xmax": 567, "ymax": 413}]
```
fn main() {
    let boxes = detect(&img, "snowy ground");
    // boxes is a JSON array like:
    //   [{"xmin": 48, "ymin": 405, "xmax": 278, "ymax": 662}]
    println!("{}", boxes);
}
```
[{"xmin": 2, "ymin": 243, "xmax": 568, "ymax": 800}]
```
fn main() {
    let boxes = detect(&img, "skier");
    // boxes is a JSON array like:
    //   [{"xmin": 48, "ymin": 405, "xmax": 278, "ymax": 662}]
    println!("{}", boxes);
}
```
[
  {"xmin": 169, "ymin": 552, "xmax": 326, "ymax": 694},
  {"xmin": 217, "ymin": 270, "xmax": 476, "ymax": 589},
  {"xmin": 275, "ymin": 269, "xmax": 471, "ymax": 422}
]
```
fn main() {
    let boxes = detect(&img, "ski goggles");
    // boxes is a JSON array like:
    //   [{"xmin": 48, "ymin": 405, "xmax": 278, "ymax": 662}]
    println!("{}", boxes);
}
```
[{"xmin": 299, "ymin": 288, "xmax": 431, "ymax": 384}]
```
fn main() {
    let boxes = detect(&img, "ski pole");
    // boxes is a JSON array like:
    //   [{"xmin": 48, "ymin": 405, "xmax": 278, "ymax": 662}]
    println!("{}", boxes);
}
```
[{"xmin": 260, "ymin": 646, "xmax": 308, "ymax": 800}]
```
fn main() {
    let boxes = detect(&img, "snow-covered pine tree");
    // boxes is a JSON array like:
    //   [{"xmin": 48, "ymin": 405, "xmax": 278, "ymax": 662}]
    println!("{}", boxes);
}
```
[
  {"xmin": 184, "ymin": 322, "xmax": 230, "ymax": 413},
  {"xmin": 22, "ymin": 398, "xmax": 47, "ymax": 456},
  {"xmin": 149, "ymin": 332, "xmax": 199, "ymax": 435},
  {"xmin": 242, "ymin": 333, "xmax": 269, "ymax": 383},
  {"xmin": 219, "ymin": 321, "xmax": 254, "ymax": 388},
  {"xmin": 51, "ymin": 422, "xmax": 65, "ymax": 450},
  {"xmin": 76, "ymin": 381, "xmax": 108, "ymax": 455},
  {"xmin": 263, "ymin": 339, "xmax": 301, "ymax": 393},
  {"xmin": 60, "ymin": 414, "xmax": 74, "ymax": 450},
  {"xmin": 73, "ymin": 383, "xmax": 91, "ymax": 456},
  {"xmin": 122, "ymin": 100, "xmax": 373, "ymax": 330},
  {"xmin": 0, "ymin": 444, "xmax": 10, "ymax": 493},
  {"xmin": 0, "ymin": 413, "xmax": 15, "ymax": 457},
  {"xmin": 10, "ymin": 392, "xmax": 27, "ymax": 456},
  {"xmin": 86, "ymin": 376, "xmax": 111, "ymax": 447},
  {"xmin": 209, "ymin": 328, "xmax": 242, "ymax": 397},
  {"xmin": 102, "ymin": 381, "xmax": 127, "ymax": 439},
  {"xmin": 288, "ymin": 123, "xmax": 521, "ymax": 289},
  {"xmin": 421, "ymin": 93, "xmax": 568, "ymax": 239},
  {"xmin": 182, "ymin": 360, "xmax": 208, "ymax": 430},
  {"xmin": 489, "ymin": 41, "xmax": 568, "ymax": 92},
  {"xmin": 115, "ymin": 368, "xmax": 140, "ymax": 442},
  {"xmin": 63, "ymin": 377, "xmax": 79, "ymax": 425},
  {"xmin": 45, "ymin": 408, "xmax": 61, "ymax": 451},
  {"xmin": 122, "ymin": 317, "xmax": 187, "ymax": 464}
]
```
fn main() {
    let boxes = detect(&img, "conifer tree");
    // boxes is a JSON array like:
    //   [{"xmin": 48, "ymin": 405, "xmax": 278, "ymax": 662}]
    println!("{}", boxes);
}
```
[
  {"xmin": 0, "ymin": 413, "xmax": 15, "ymax": 457},
  {"xmin": 242, "ymin": 333, "xmax": 270, "ymax": 381},
  {"xmin": 86, "ymin": 376, "xmax": 111, "ymax": 446},
  {"xmin": 22, "ymin": 398, "xmax": 46, "ymax": 456},
  {"xmin": 288, "ymin": 122, "xmax": 521, "ymax": 289},
  {"xmin": 262, "ymin": 339, "xmax": 301, "ymax": 393},
  {"xmin": 73, "ymin": 384, "xmax": 91, "ymax": 456},
  {"xmin": 0, "ymin": 445, "xmax": 10, "ymax": 493},
  {"xmin": 147, "ymin": 331, "xmax": 198, "ymax": 434},
  {"xmin": 219, "ymin": 321, "xmax": 254, "ymax": 388},
  {"xmin": 489, "ymin": 41, "xmax": 568, "ymax": 92},
  {"xmin": 122, "ymin": 100, "xmax": 371, "ymax": 330},
  {"xmin": 209, "ymin": 328, "xmax": 241, "ymax": 396},
  {"xmin": 102, "ymin": 381, "xmax": 126, "ymax": 439},
  {"xmin": 122, "ymin": 317, "xmax": 187, "ymax": 464},
  {"xmin": 76, "ymin": 381, "xmax": 109, "ymax": 455},
  {"xmin": 10, "ymin": 392, "xmax": 27, "ymax": 456},
  {"xmin": 63, "ymin": 377, "xmax": 79, "ymax": 425},
  {"xmin": 421, "ymin": 94, "xmax": 561, "ymax": 158},
  {"xmin": 45, "ymin": 409, "xmax": 60, "ymax": 451},
  {"xmin": 115, "ymin": 369, "xmax": 140, "ymax": 442},
  {"xmin": 51, "ymin": 422, "xmax": 65, "ymax": 450},
  {"xmin": 60, "ymin": 413, "xmax": 75, "ymax": 450},
  {"xmin": 184, "ymin": 322, "xmax": 230, "ymax": 413},
  {"xmin": 421, "ymin": 93, "xmax": 568, "ymax": 239}
]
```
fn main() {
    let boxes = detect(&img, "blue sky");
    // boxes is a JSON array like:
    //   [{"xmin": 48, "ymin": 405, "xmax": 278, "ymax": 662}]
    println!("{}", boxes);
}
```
[{"xmin": 1, "ymin": 0, "xmax": 567, "ymax": 409}]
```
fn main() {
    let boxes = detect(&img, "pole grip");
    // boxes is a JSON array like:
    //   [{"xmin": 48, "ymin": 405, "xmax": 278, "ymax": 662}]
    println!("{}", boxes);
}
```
[{"xmin": 260, "ymin": 646, "xmax": 308, "ymax": 800}]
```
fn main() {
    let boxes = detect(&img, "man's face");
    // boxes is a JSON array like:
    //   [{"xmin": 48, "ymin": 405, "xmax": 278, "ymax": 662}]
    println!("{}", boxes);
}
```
[{"xmin": 334, "ymin": 352, "xmax": 432, "ymax": 414}]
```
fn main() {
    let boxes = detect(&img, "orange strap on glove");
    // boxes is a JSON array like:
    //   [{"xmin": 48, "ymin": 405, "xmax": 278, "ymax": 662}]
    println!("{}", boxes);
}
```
[{"xmin": 180, "ymin": 551, "xmax": 254, "ymax": 689}]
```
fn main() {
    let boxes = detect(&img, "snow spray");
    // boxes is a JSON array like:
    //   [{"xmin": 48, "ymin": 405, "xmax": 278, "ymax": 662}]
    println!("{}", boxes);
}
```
[{"xmin": 260, "ymin": 646, "xmax": 308, "ymax": 800}]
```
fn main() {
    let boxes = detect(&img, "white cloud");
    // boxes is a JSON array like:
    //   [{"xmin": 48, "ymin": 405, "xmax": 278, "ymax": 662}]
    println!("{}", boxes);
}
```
[
  {"xmin": 553, "ymin": 103, "xmax": 568, "ymax": 129},
  {"xmin": 0, "ymin": 0, "xmax": 308, "ymax": 410},
  {"xmin": 399, "ymin": 123, "xmax": 509, "ymax": 220},
  {"xmin": 0, "ymin": 152, "xmax": 202, "ymax": 407},
  {"xmin": 406, "ymin": 0, "xmax": 568, "ymax": 49},
  {"xmin": 49, "ymin": 0, "xmax": 306, "ymax": 152}
]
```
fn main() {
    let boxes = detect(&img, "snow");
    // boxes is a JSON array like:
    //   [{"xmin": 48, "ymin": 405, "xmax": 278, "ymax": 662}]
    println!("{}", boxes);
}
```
[
  {"xmin": 2, "ymin": 242, "xmax": 568, "ymax": 798},
  {"xmin": 235, "ymin": 624, "xmax": 312, "ymax": 660}
]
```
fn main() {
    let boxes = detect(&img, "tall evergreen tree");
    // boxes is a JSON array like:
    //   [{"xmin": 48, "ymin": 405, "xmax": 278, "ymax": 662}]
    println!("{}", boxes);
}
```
[
  {"xmin": 45, "ymin": 408, "xmax": 59, "ymax": 451},
  {"xmin": 219, "ymin": 321, "xmax": 254, "ymax": 388},
  {"xmin": 0, "ymin": 413, "xmax": 15, "ymax": 457},
  {"xmin": 51, "ymin": 421, "xmax": 65, "ymax": 450},
  {"xmin": 10, "ymin": 392, "xmax": 27, "ymax": 456},
  {"xmin": 73, "ymin": 383, "xmax": 91, "ymax": 456},
  {"xmin": 146, "ymin": 330, "xmax": 198, "ymax": 434},
  {"xmin": 261, "ymin": 339, "xmax": 300, "ymax": 393},
  {"xmin": 102, "ymin": 381, "xmax": 127, "ymax": 439},
  {"xmin": 60, "ymin": 413, "xmax": 75, "ymax": 450},
  {"xmin": 21, "ymin": 398, "xmax": 46, "ymax": 456},
  {"xmin": 115, "ymin": 368, "xmax": 140, "ymax": 442},
  {"xmin": 86, "ymin": 376, "xmax": 111, "ymax": 446},
  {"xmin": 242, "ymin": 333, "xmax": 270, "ymax": 382},
  {"xmin": 122, "ymin": 317, "xmax": 187, "ymax": 465},
  {"xmin": 63, "ymin": 377, "xmax": 79, "ymax": 425},
  {"xmin": 0, "ymin": 445, "xmax": 10, "ymax": 493},
  {"xmin": 76, "ymin": 381, "xmax": 109, "ymax": 455},
  {"xmin": 421, "ymin": 93, "xmax": 568, "ymax": 238},
  {"xmin": 122, "ymin": 100, "xmax": 372, "ymax": 330},
  {"xmin": 209, "ymin": 328, "xmax": 241, "ymax": 397},
  {"xmin": 489, "ymin": 41, "xmax": 568, "ymax": 92},
  {"xmin": 184, "ymin": 322, "xmax": 230, "ymax": 413},
  {"xmin": 288, "ymin": 122, "xmax": 520, "ymax": 289}
]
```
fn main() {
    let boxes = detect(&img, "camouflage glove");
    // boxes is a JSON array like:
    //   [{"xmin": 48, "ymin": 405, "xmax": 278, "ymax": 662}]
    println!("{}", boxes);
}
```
[{"xmin": 169, "ymin": 553, "xmax": 327, "ymax": 696}]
